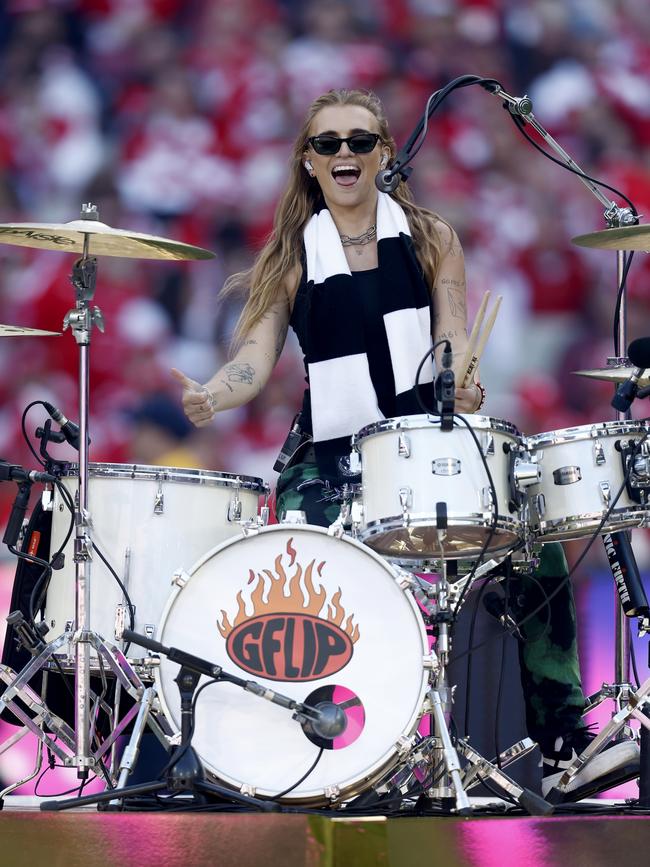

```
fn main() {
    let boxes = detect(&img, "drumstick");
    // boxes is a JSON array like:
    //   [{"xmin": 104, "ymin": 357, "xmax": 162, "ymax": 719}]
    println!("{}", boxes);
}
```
[
  {"xmin": 461, "ymin": 295, "xmax": 502, "ymax": 387},
  {"xmin": 458, "ymin": 290, "xmax": 490, "ymax": 382}
]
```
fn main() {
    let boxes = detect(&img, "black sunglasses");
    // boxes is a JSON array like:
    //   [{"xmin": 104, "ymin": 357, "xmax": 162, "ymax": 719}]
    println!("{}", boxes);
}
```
[{"xmin": 307, "ymin": 133, "xmax": 381, "ymax": 156}]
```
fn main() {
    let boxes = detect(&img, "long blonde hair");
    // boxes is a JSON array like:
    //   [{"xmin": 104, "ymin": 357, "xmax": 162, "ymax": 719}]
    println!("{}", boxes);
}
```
[{"xmin": 226, "ymin": 89, "xmax": 449, "ymax": 345}]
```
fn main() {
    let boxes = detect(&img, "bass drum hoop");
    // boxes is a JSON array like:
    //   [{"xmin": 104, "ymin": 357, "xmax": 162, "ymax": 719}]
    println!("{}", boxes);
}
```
[
  {"xmin": 56, "ymin": 461, "xmax": 267, "ymax": 493},
  {"xmin": 154, "ymin": 524, "xmax": 430, "ymax": 805}
]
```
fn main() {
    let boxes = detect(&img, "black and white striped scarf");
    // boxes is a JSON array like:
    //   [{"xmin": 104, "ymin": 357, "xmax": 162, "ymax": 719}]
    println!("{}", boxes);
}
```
[{"xmin": 295, "ymin": 192, "xmax": 435, "ymax": 459}]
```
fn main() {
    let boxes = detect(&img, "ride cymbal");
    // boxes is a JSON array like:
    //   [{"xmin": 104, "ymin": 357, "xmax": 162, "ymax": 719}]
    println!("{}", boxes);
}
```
[
  {"xmin": 572, "ymin": 366, "xmax": 650, "ymax": 387},
  {"xmin": 0, "ymin": 218, "xmax": 215, "ymax": 260},
  {"xmin": 0, "ymin": 324, "xmax": 60, "ymax": 337},
  {"xmin": 572, "ymin": 224, "xmax": 650, "ymax": 251}
]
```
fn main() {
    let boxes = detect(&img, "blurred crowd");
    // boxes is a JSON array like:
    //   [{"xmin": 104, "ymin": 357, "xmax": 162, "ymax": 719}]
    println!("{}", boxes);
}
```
[{"xmin": 0, "ymin": 0, "xmax": 650, "ymax": 522}]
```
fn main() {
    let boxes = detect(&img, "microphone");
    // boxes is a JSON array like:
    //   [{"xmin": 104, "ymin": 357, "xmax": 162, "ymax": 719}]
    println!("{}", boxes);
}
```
[
  {"xmin": 0, "ymin": 461, "xmax": 57, "ymax": 484},
  {"xmin": 300, "ymin": 701, "xmax": 348, "ymax": 741},
  {"xmin": 375, "ymin": 167, "xmax": 401, "ymax": 193},
  {"xmin": 42, "ymin": 402, "xmax": 82, "ymax": 450},
  {"xmin": 375, "ymin": 146, "xmax": 413, "ymax": 193},
  {"xmin": 611, "ymin": 337, "xmax": 650, "ymax": 412},
  {"xmin": 436, "ymin": 340, "xmax": 455, "ymax": 431}
]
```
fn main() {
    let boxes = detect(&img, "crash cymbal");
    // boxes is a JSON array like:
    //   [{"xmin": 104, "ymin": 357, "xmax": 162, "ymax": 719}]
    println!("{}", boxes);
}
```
[
  {"xmin": 573, "ymin": 366, "xmax": 650, "ymax": 387},
  {"xmin": 0, "ymin": 324, "xmax": 60, "ymax": 337},
  {"xmin": 0, "ymin": 218, "xmax": 215, "ymax": 260},
  {"xmin": 572, "ymin": 224, "xmax": 650, "ymax": 251}
]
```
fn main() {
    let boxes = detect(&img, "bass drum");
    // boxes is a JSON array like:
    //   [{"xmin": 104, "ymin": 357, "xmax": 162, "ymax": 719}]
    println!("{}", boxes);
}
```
[{"xmin": 155, "ymin": 525, "xmax": 430, "ymax": 805}]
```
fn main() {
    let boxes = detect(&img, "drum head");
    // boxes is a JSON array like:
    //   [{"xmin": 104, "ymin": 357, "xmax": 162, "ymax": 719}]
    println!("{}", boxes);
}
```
[{"xmin": 155, "ymin": 525, "xmax": 429, "ymax": 804}]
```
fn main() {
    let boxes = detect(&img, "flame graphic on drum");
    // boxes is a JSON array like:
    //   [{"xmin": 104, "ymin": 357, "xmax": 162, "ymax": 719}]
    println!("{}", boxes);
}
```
[{"xmin": 218, "ymin": 537, "xmax": 359, "ymax": 681}]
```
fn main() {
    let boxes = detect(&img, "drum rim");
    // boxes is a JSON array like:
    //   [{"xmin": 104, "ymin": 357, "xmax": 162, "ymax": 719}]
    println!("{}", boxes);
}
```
[
  {"xmin": 57, "ymin": 461, "xmax": 267, "ymax": 491},
  {"xmin": 358, "ymin": 513, "xmax": 523, "ymax": 559},
  {"xmin": 354, "ymin": 413, "xmax": 521, "ymax": 443},
  {"xmin": 524, "ymin": 420, "xmax": 649, "ymax": 448},
  {"xmin": 153, "ymin": 523, "xmax": 431, "ymax": 804},
  {"xmin": 530, "ymin": 505, "xmax": 650, "ymax": 540}
]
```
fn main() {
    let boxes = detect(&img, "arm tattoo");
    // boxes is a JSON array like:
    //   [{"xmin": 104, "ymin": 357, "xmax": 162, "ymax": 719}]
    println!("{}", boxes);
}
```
[
  {"xmin": 437, "ymin": 329, "xmax": 458, "ymax": 342},
  {"xmin": 224, "ymin": 362, "xmax": 255, "ymax": 385},
  {"xmin": 242, "ymin": 339, "xmax": 257, "ymax": 347},
  {"xmin": 447, "ymin": 288, "xmax": 467, "ymax": 320},
  {"xmin": 220, "ymin": 379, "xmax": 234, "ymax": 393}
]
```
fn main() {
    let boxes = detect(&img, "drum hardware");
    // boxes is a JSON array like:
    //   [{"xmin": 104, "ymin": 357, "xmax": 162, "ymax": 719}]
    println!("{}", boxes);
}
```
[
  {"xmin": 394, "ymin": 538, "xmax": 552, "ymax": 816},
  {"xmin": 0, "ymin": 203, "xmax": 217, "ymax": 794},
  {"xmin": 545, "ymin": 675, "xmax": 650, "ymax": 805},
  {"xmin": 511, "ymin": 91, "xmax": 650, "ymax": 799},
  {"xmin": 44, "ymin": 626, "xmax": 337, "ymax": 812},
  {"xmin": 523, "ymin": 421, "xmax": 650, "ymax": 542},
  {"xmin": 617, "ymin": 438, "xmax": 650, "ymax": 505},
  {"xmin": 0, "ymin": 323, "xmax": 61, "ymax": 337},
  {"xmin": 353, "ymin": 414, "xmax": 526, "ymax": 561},
  {"xmin": 139, "ymin": 525, "xmax": 431, "ymax": 806},
  {"xmin": 572, "ymin": 223, "xmax": 650, "ymax": 251},
  {"xmin": 43, "ymin": 463, "xmax": 266, "ymax": 663},
  {"xmin": 572, "ymin": 364, "xmax": 650, "ymax": 389}
]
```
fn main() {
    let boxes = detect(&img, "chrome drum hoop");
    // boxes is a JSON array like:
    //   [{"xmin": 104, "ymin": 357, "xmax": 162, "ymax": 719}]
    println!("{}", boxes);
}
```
[{"xmin": 56, "ymin": 461, "xmax": 267, "ymax": 494}]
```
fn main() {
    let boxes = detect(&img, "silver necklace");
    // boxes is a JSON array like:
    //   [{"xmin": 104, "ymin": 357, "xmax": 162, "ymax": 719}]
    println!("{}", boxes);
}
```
[{"xmin": 339, "ymin": 224, "xmax": 377, "ymax": 247}]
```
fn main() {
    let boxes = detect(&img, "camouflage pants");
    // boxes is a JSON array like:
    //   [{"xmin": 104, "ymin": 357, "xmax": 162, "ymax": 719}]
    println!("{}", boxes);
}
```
[{"xmin": 276, "ymin": 459, "xmax": 586, "ymax": 749}]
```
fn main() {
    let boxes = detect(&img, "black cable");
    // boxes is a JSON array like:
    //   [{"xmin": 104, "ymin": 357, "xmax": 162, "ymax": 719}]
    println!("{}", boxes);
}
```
[
  {"xmin": 272, "ymin": 747, "xmax": 325, "ymax": 801},
  {"xmin": 414, "ymin": 338, "xmax": 448, "ymax": 415},
  {"xmin": 493, "ymin": 579, "xmax": 507, "ymax": 768},
  {"xmin": 393, "ymin": 75, "xmax": 495, "ymax": 181},
  {"xmin": 27, "ymin": 479, "xmax": 75, "ymax": 624},
  {"xmin": 475, "ymin": 771, "xmax": 520, "ymax": 808},
  {"xmin": 453, "ymin": 427, "xmax": 649, "ymax": 664},
  {"xmin": 91, "ymin": 540, "xmax": 136, "ymax": 636},
  {"xmin": 508, "ymin": 113, "xmax": 639, "ymax": 217},
  {"xmin": 20, "ymin": 401, "xmax": 48, "ymax": 468},
  {"xmin": 156, "ymin": 677, "xmax": 220, "ymax": 782}
]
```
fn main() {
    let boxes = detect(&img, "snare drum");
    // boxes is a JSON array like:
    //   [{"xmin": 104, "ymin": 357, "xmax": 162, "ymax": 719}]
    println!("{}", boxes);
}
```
[
  {"xmin": 524, "ymin": 420, "xmax": 650, "ymax": 541},
  {"xmin": 155, "ymin": 524, "xmax": 430, "ymax": 805},
  {"xmin": 353, "ymin": 414, "xmax": 525, "ymax": 560},
  {"xmin": 44, "ymin": 463, "xmax": 267, "ymax": 649}
]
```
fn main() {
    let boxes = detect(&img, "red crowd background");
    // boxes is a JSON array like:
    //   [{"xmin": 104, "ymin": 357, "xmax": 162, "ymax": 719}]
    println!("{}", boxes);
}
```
[{"xmin": 0, "ymin": 0, "xmax": 649, "ymax": 797}]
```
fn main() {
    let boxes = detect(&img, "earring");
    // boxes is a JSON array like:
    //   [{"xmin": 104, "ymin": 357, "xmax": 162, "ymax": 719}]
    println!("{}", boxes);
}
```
[{"xmin": 304, "ymin": 160, "xmax": 313, "ymax": 174}]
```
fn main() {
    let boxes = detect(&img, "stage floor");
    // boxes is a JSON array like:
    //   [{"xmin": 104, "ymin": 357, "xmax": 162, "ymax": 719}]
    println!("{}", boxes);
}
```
[{"xmin": 2, "ymin": 799, "xmax": 650, "ymax": 867}]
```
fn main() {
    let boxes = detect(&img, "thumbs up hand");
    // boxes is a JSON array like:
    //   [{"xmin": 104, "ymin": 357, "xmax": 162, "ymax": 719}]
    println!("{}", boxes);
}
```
[{"xmin": 171, "ymin": 368, "xmax": 218, "ymax": 427}]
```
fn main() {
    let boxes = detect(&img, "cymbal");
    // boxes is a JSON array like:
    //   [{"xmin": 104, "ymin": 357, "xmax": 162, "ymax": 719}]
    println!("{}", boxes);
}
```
[
  {"xmin": 572, "ymin": 224, "xmax": 650, "ymax": 251},
  {"xmin": 572, "ymin": 366, "xmax": 650, "ymax": 387},
  {"xmin": 0, "ymin": 219, "xmax": 215, "ymax": 260},
  {"xmin": 0, "ymin": 324, "xmax": 60, "ymax": 337}
]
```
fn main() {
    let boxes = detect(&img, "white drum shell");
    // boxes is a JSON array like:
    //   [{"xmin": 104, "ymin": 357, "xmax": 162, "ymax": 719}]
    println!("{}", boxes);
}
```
[
  {"xmin": 44, "ymin": 463, "xmax": 265, "ymax": 645},
  {"xmin": 524, "ymin": 421, "xmax": 650, "ymax": 541},
  {"xmin": 354, "ymin": 414, "xmax": 523, "ymax": 560},
  {"xmin": 155, "ymin": 525, "xmax": 429, "ymax": 805}
]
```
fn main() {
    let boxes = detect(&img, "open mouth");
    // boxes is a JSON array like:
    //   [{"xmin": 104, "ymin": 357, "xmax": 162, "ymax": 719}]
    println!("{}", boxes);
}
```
[{"xmin": 332, "ymin": 165, "xmax": 361, "ymax": 187}]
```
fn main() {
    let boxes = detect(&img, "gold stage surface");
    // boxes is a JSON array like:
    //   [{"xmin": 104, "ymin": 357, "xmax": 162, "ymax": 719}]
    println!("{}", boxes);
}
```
[{"xmin": 1, "ymin": 806, "xmax": 650, "ymax": 867}]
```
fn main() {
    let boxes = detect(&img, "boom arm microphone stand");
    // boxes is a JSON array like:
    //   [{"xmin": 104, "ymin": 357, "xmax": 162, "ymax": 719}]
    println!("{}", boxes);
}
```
[
  {"xmin": 478, "ymin": 83, "xmax": 650, "ymax": 802},
  {"xmin": 42, "ymin": 629, "xmax": 348, "ymax": 812},
  {"xmin": 479, "ymin": 84, "xmax": 642, "ymax": 693}
]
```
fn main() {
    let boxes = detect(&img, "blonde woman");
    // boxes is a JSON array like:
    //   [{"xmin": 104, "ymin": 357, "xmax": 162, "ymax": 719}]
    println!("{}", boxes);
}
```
[{"xmin": 173, "ymin": 89, "xmax": 637, "ymax": 799}]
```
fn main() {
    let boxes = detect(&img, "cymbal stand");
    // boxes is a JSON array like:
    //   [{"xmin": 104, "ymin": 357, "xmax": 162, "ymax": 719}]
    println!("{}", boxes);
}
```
[
  {"xmin": 401, "ymin": 527, "xmax": 551, "ymax": 816},
  {"xmin": 489, "ymin": 87, "xmax": 644, "ymax": 716},
  {"xmin": 0, "ymin": 205, "xmax": 155, "ymax": 788}
]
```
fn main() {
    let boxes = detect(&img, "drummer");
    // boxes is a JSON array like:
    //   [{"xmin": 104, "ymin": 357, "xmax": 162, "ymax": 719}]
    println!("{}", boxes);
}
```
[{"xmin": 172, "ymin": 88, "xmax": 638, "ymax": 799}]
